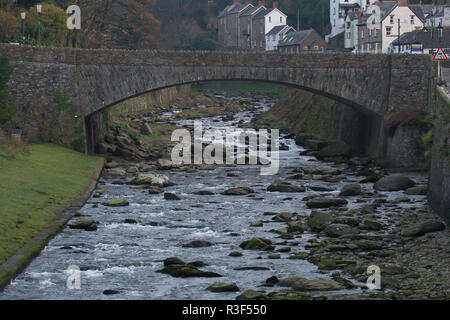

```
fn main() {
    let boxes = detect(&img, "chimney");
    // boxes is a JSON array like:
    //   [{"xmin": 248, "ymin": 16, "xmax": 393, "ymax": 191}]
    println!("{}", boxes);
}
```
[
  {"xmin": 397, "ymin": 0, "xmax": 409, "ymax": 7},
  {"xmin": 258, "ymin": 1, "xmax": 266, "ymax": 7},
  {"xmin": 273, "ymin": 1, "xmax": 278, "ymax": 9}
]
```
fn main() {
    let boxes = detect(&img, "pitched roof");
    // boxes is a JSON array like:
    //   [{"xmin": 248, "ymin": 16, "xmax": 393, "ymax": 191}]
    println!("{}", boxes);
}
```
[
  {"xmin": 380, "ymin": 2, "xmax": 398, "ymax": 21},
  {"xmin": 266, "ymin": 25, "xmax": 294, "ymax": 37},
  {"xmin": 228, "ymin": 3, "xmax": 253, "ymax": 14},
  {"xmin": 241, "ymin": 6, "xmax": 264, "ymax": 17},
  {"xmin": 409, "ymin": 5, "xmax": 426, "ymax": 23},
  {"xmin": 254, "ymin": 8, "xmax": 273, "ymax": 19},
  {"xmin": 392, "ymin": 27, "xmax": 450, "ymax": 49},
  {"xmin": 278, "ymin": 29, "xmax": 316, "ymax": 47}
]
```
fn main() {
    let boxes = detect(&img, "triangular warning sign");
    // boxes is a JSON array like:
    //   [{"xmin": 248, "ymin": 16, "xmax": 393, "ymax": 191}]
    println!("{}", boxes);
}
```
[{"xmin": 433, "ymin": 47, "xmax": 448, "ymax": 61}]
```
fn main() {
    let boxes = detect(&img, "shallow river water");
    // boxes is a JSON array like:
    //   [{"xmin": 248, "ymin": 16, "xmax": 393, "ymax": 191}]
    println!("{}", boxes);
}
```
[{"xmin": 0, "ymin": 96, "xmax": 428, "ymax": 300}]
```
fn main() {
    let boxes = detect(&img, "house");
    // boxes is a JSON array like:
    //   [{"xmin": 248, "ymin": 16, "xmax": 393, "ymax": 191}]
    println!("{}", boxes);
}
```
[
  {"xmin": 217, "ymin": 0, "xmax": 291, "ymax": 51},
  {"xmin": 344, "ymin": 12, "xmax": 361, "ymax": 51},
  {"xmin": 252, "ymin": 3, "xmax": 288, "ymax": 51},
  {"xmin": 329, "ymin": 0, "xmax": 378, "ymax": 39},
  {"xmin": 239, "ymin": 6, "xmax": 266, "ymax": 50},
  {"xmin": 424, "ymin": 5, "xmax": 450, "ymax": 28},
  {"xmin": 218, "ymin": 1, "xmax": 254, "ymax": 48},
  {"xmin": 278, "ymin": 29, "xmax": 327, "ymax": 53},
  {"xmin": 356, "ymin": 0, "xmax": 425, "ymax": 54},
  {"xmin": 265, "ymin": 25, "xmax": 295, "ymax": 51},
  {"xmin": 380, "ymin": 0, "xmax": 425, "ymax": 53},
  {"xmin": 390, "ymin": 27, "xmax": 450, "ymax": 54}
]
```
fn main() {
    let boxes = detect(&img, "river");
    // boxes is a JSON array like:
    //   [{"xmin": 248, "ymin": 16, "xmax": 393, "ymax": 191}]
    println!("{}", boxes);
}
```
[{"xmin": 0, "ymin": 95, "xmax": 429, "ymax": 300}]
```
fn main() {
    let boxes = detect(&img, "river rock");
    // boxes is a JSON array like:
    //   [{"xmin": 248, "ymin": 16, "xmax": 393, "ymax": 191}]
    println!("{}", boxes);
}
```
[
  {"xmin": 103, "ymin": 289, "xmax": 120, "ymax": 295},
  {"xmin": 307, "ymin": 211, "xmax": 333, "ymax": 231},
  {"xmin": 158, "ymin": 261, "xmax": 221, "ymax": 278},
  {"xmin": 194, "ymin": 190, "xmax": 215, "ymax": 195},
  {"xmin": 157, "ymin": 158, "xmax": 174, "ymax": 170},
  {"xmin": 339, "ymin": 184, "xmax": 362, "ymax": 196},
  {"xmin": 272, "ymin": 212, "xmax": 294, "ymax": 222},
  {"xmin": 236, "ymin": 290, "xmax": 268, "ymax": 300},
  {"xmin": 287, "ymin": 221, "xmax": 305, "ymax": 233},
  {"xmin": 207, "ymin": 282, "xmax": 239, "ymax": 292},
  {"xmin": 148, "ymin": 186, "xmax": 164, "ymax": 194},
  {"xmin": 182, "ymin": 240, "xmax": 214, "ymax": 248},
  {"xmin": 68, "ymin": 220, "xmax": 97, "ymax": 230},
  {"xmin": 229, "ymin": 251, "xmax": 243, "ymax": 257},
  {"xmin": 303, "ymin": 166, "xmax": 340, "ymax": 175},
  {"xmin": 400, "ymin": 221, "xmax": 446, "ymax": 237},
  {"xmin": 278, "ymin": 276, "xmax": 343, "ymax": 291},
  {"xmin": 222, "ymin": 187, "xmax": 255, "ymax": 195},
  {"xmin": 132, "ymin": 172, "xmax": 170, "ymax": 187},
  {"xmin": 104, "ymin": 168, "xmax": 126, "ymax": 177},
  {"xmin": 405, "ymin": 186, "xmax": 428, "ymax": 195},
  {"xmin": 324, "ymin": 224, "xmax": 355, "ymax": 237},
  {"xmin": 355, "ymin": 240, "xmax": 383, "ymax": 250},
  {"xmin": 239, "ymin": 238, "xmax": 274, "ymax": 251},
  {"xmin": 250, "ymin": 221, "xmax": 263, "ymax": 227},
  {"xmin": 103, "ymin": 199, "xmax": 130, "ymax": 207},
  {"xmin": 164, "ymin": 193, "xmax": 180, "ymax": 200},
  {"xmin": 267, "ymin": 180, "xmax": 305, "ymax": 192},
  {"xmin": 306, "ymin": 197, "xmax": 348, "ymax": 208},
  {"xmin": 163, "ymin": 257, "xmax": 185, "ymax": 266},
  {"xmin": 360, "ymin": 219, "xmax": 384, "ymax": 231},
  {"xmin": 373, "ymin": 174, "xmax": 415, "ymax": 191}
]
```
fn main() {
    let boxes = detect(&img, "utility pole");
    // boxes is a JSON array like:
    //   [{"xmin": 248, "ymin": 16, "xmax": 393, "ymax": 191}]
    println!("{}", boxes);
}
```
[
  {"xmin": 397, "ymin": 18, "xmax": 401, "ymax": 53},
  {"xmin": 297, "ymin": 8, "xmax": 300, "ymax": 31}
]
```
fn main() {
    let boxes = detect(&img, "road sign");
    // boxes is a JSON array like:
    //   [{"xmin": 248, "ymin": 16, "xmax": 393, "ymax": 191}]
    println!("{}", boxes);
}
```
[{"xmin": 433, "ymin": 47, "xmax": 448, "ymax": 61}]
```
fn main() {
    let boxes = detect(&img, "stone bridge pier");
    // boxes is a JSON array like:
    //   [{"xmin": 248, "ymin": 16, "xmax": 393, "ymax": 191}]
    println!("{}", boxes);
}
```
[{"xmin": 0, "ymin": 44, "xmax": 435, "ymax": 163}]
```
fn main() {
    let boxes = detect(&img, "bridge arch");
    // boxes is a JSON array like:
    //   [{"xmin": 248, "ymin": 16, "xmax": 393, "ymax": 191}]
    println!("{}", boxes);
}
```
[{"xmin": 0, "ymin": 45, "xmax": 434, "ymax": 157}]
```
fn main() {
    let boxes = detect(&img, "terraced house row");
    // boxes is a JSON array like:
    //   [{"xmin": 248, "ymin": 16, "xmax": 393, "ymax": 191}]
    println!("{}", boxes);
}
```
[{"xmin": 217, "ymin": 0, "xmax": 290, "ymax": 51}]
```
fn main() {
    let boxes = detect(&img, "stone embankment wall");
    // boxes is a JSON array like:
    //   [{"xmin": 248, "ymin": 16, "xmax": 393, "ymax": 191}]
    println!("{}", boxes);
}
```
[{"xmin": 428, "ymin": 87, "xmax": 450, "ymax": 225}]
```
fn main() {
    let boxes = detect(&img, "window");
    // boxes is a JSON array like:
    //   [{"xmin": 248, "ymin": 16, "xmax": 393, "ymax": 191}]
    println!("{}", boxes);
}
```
[
  {"xmin": 390, "ymin": 16, "xmax": 394, "ymax": 24},
  {"xmin": 386, "ymin": 27, "xmax": 392, "ymax": 36},
  {"xmin": 280, "ymin": 17, "xmax": 283, "ymax": 23},
  {"xmin": 361, "ymin": 30, "xmax": 364, "ymax": 38},
  {"xmin": 269, "ymin": 16, "xmax": 271, "ymax": 23},
  {"xmin": 410, "ymin": 16, "xmax": 415, "ymax": 24}
]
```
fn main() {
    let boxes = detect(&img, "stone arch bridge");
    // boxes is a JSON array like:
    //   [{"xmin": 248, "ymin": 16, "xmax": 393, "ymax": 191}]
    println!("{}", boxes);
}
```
[{"xmin": 0, "ymin": 44, "xmax": 435, "ymax": 156}]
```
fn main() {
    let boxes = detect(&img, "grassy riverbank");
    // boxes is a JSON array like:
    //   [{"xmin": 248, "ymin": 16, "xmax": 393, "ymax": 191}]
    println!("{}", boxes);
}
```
[{"xmin": 0, "ymin": 144, "xmax": 99, "ymax": 267}]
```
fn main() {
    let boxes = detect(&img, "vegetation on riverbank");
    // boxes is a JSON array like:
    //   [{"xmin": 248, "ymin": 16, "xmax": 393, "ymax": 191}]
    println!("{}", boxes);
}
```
[{"xmin": 0, "ymin": 144, "xmax": 99, "ymax": 266}]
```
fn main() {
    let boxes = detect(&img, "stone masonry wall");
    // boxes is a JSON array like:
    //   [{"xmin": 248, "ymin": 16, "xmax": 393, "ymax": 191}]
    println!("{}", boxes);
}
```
[{"xmin": 428, "ymin": 87, "xmax": 450, "ymax": 225}]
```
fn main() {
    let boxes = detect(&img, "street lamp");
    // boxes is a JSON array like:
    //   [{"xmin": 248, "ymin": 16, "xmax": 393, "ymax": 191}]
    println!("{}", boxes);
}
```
[
  {"xmin": 37, "ymin": 3, "xmax": 42, "ymax": 45},
  {"xmin": 20, "ymin": 12, "xmax": 26, "ymax": 41}
]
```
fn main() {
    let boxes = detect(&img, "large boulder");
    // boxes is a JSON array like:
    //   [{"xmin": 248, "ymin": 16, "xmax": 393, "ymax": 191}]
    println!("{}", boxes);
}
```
[
  {"xmin": 157, "ymin": 158, "xmax": 174, "ymax": 170},
  {"xmin": 272, "ymin": 212, "xmax": 294, "ymax": 222},
  {"xmin": 239, "ymin": 238, "xmax": 274, "ymax": 251},
  {"xmin": 267, "ymin": 180, "xmax": 305, "ymax": 193},
  {"xmin": 401, "ymin": 221, "xmax": 446, "ymax": 237},
  {"xmin": 324, "ymin": 224, "xmax": 355, "ymax": 237},
  {"xmin": 306, "ymin": 197, "xmax": 348, "ymax": 208},
  {"xmin": 236, "ymin": 290, "xmax": 268, "ymax": 300},
  {"xmin": 278, "ymin": 276, "xmax": 343, "ymax": 291},
  {"xmin": 307, "ymin": 211, "xmax": 333, "ymax": 231},
  {"xmin": 132, "ymin": 172, "xmax": 170, "ymax": 187},
  {"xmin": 207, "ymin": 282, "xmax": 239, "ymax": 292},
  {"xmin": 374, "ymin": 174, "xmax": 415, "ymax": 191},
  {"xmin": 339, "ymin": 184, "xmax": 362, "ymax": 196},
  {"xmin": 405, "ymin": 186, "xmax": 428, "ymax": 195},
  {"xmin": 182, "ymin": 240, "xmax": 214, "ymax": 248},
  {"xmin": 222, "ymin": 187, "xmax": 255, "ymax": 195},
  {"xmin": 103, "ymin": 199, "xmax": 130, "ymax": 207}
]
